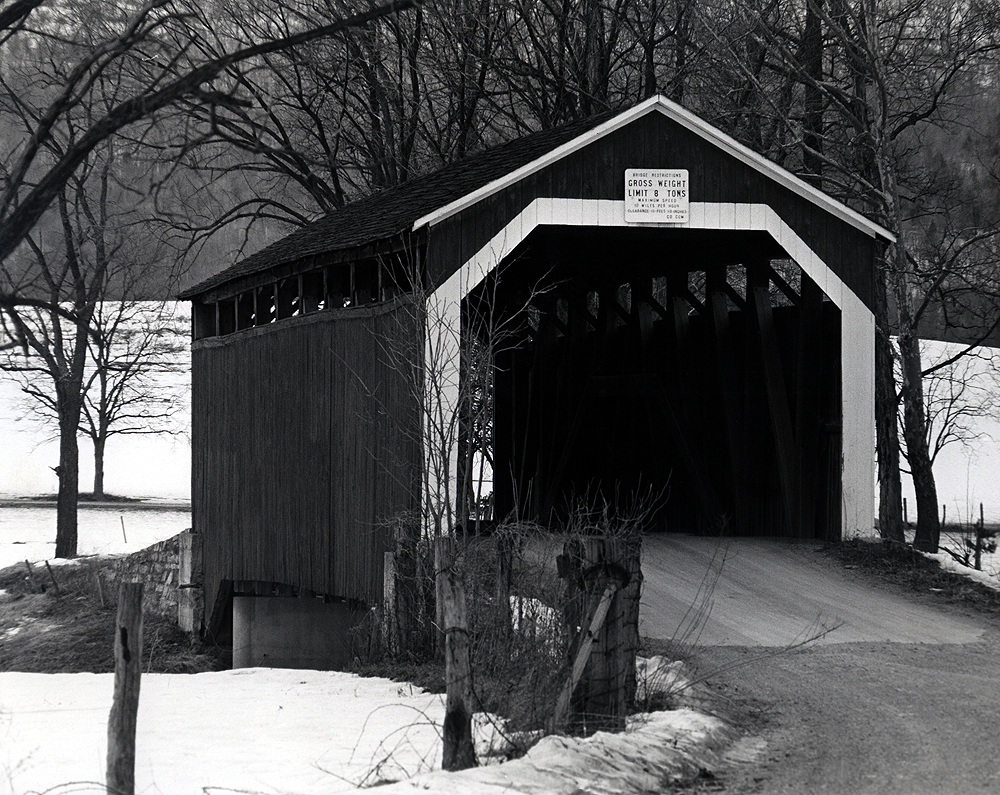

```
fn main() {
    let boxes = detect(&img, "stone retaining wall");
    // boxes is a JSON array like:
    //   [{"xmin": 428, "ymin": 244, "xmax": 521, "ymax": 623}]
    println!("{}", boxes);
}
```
[{"xmin": 103, "ymin": 532, "xmax": 202, "ymax": 630}]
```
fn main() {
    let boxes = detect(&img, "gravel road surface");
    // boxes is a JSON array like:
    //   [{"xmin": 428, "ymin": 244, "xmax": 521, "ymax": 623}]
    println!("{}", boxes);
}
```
[{"xmin": 640, "ymin": 535, "xmax": 1000, "ymax": 794}]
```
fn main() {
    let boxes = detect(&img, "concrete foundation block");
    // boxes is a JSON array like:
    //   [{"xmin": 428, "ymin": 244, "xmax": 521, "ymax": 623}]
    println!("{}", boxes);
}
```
[{"xmin": 232, "ymin": 596, "xmax": 365, "ymax": 670}]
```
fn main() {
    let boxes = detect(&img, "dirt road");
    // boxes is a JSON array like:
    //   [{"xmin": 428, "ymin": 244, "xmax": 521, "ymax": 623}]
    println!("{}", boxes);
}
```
[
  {"xmin": 691, "ymin": 634, "xmax": 1000, "ymax": 794},
  {"xmin": 639, "ymin": 536, "xmax": 1000, "ymax": 794},
  {"xmin": 640, "ymin": 535, "xmax": 984, "ymax": 646}
]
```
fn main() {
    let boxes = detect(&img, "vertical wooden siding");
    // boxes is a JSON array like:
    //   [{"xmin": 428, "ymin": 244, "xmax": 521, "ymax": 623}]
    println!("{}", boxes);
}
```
[{"xmin": 192, "ymin": 301, "xmax": 420, "ymax": 614}]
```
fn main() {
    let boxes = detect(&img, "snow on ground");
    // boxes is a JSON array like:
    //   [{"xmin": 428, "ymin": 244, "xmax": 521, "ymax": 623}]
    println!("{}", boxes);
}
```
[
  {"xmin": 0, "ymin": 505, "xmax": 190, "ymax": 570},
  {"xmin": 0, "ymin": 663, "xmax": 725, "ymax": 795},
  {"xmin": 378, "ymin": 708, "xmax": 730, "ymax": 795},
  {"xmin": 1, "ymin": 668, "xmax": 490, "ymax": 795},
  {"xmin": 925, "ymin": 550, "xmax": 1000, "ymax": 591},
  {"xmin": 914, "ymin": 527, "xmax": 1000, "ymax": 592}
]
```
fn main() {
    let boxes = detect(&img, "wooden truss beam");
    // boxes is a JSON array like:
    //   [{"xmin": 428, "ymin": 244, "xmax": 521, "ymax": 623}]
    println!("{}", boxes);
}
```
[
  {"xmin": 707, "ymin": 266, "xmax": 748, "ymax": 523},
  {"xmin": 748, "ymin": 260, "xmax": 801, "ymax": 536},
  {"xmin": 765, "ymin": 262, "xmax": 801, "ymax": 307}
]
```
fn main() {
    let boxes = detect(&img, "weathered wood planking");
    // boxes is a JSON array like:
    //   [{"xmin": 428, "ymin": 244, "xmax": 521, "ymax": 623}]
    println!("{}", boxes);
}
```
[{"xmin": 192, "ymin": 301, "xmax": 421, "ymax": 616}]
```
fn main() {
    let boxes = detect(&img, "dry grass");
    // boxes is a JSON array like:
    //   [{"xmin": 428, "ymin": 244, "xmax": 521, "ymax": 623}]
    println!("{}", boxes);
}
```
[
  {"xmin": 0, "ymin": 557, "xmax": 227, "ymax": 674},
  {"xmin": 352, "ymin": 504, "xmax": 652, "ymax": 751},
  {"xmin": 823, "ymin": 538, "xmax": 1000, "ymax": 615}
]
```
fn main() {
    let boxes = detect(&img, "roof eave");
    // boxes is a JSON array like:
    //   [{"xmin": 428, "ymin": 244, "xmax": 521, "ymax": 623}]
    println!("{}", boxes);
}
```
[{"xmin": 179, "ymin": 226, "xmax": 423, "ymax": 301}]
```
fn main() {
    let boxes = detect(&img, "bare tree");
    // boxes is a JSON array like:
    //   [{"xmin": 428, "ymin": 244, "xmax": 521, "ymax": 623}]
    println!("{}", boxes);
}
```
[
  {"xmin": 0, "ymin": 0, "xmax": 424, "ymax": 312},
  {"xmin": 705, "ymin": 0, "xmax": 1000, "ymax": 549},
  {"xmin": 912, "ymin": 344, "xmax": 1000, "ymax": 469},
  {"xmin": 488, "ymin": 0, "xmax": 631, "ymax": 129},
  {"xmin": 0, "ymin": 0, "xmax": 424, "ymax": 557},
  {"xmin": 80, "ymin": 300, "xmax": 187, "ymax": 498},
  {"xmin": 154, "ymin": 0, "xmax": 766, "ymax": 262},
  {"xmin": 0, "ymin": 120, "xmax": 169, "ymax": 553},
  {"xmin": 162, "ymin": 0, "xmax": 509, "ymax": 258},
  {"xmin": 6, "ymin": 300, "xmax": 186, "ymax": 497}
]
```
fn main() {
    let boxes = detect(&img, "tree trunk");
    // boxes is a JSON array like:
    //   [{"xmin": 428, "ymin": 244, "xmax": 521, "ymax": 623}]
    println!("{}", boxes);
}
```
[
  {"xmin": 55, "ymin": 381, "xmax": 82, "ymax": 558},
  {"xmin": 640, "ymin": 0, "xmax": 657, "ymax": 99},
  {"xmin": 874, "ymin": 265, "xmax": 904, "ymax": 543},
  {"xmin": 883, "ymin": 197, "xmax": 941, "ymax": 551},
  {"xmin": 897, "ymin": 321, "xmax": 941, "ymax": 552},
  {"xmin": 669, "ymin": 0, "xmax": 691, "ymax": 104},
  {"xmin": 435, "ymin": 536, "xmax": 476, "ymax": 771},
  {"xmin": 800, "ymin": 0, "xmax": 824, "ymax": 185},
  {"xmin": 93, "ymin": 433, "xmax": 106, "ymax": 499}
]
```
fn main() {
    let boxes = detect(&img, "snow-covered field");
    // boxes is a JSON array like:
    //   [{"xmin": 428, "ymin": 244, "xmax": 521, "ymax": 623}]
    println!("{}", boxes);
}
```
[
  {"xmin": 2, "ymin": 668, "xmax": 497, "ymax": 795},
  {"xmin": 0, "ymin": 664, "xmax": 723, "ymax": 795},
  {"xmin": 0, "ymin": 504, "xmax": 190, "ymax": 570}
]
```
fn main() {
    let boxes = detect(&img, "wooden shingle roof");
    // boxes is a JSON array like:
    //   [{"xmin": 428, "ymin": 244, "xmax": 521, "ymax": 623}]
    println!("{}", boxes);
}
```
[{"xmin": 179, "ymin": 110, "xmax": 619, "ymax": 299}]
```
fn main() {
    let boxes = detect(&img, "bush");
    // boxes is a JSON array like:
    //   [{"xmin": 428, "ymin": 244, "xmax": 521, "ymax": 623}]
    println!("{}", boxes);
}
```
[{"xmin": 352, "ymin": 497, "xmax": 652, "ymax": 752}]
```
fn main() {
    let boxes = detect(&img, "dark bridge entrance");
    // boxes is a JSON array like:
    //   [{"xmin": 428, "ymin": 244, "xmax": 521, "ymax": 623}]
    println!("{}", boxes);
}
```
[{"xmin": 479, "ymin": 225, "xmax": 843, "ymax": 539}]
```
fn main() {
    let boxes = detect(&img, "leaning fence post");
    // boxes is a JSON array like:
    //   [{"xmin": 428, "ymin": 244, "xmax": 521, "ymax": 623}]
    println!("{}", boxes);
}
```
[
  {"xmin": 555, "ymin": 533, "xmax": 642, "ymax": 736},
  {"xmin": 107, "ymin": 582, "xmax": 144, "ymax": 795}
]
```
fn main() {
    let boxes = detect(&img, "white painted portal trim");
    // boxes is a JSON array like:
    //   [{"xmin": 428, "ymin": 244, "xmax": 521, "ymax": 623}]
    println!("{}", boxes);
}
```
[
  {"xmin": 429, "ymin": 198, "xmax": 876, "ymax": 536},
  {"xmin": 413, "ymin": 95, "xmax": 894, "ymax": 244}
]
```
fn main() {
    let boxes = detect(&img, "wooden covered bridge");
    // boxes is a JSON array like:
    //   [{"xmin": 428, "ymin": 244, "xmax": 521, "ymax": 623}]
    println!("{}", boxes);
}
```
[{"xmin": 181, "ymin": 95, "xmax": 891, "ymax": 667}]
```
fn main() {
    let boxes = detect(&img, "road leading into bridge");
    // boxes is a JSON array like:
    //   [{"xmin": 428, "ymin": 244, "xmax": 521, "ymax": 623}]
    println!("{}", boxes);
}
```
[
  {"xmin": 639, "ymin": 534, "xmax": 984, "ymax": 647},
  {"xmin": 639, "ymin": 534, "xmax": 1000, "ymax": 794}
]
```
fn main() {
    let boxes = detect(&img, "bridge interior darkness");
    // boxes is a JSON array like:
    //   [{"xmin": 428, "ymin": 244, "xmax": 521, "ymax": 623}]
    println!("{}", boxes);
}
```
[{"xmin": 471, "ymin": 225, "xmax": 843, "ymax": 540}]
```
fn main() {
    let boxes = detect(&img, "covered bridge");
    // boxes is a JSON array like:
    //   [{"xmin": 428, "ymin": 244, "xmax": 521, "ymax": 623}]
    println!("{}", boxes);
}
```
[{"xmin": 181, "ymin": 95, "xmax": 891, "ymax": 667}]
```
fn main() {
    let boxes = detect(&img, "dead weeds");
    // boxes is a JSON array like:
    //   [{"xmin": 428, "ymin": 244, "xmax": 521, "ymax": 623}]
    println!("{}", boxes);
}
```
[
  {"xmin": 0, "ymin": 556, "xmax": 227, "ymax": 674},
  {"xmin": 823, "ymin": 538, "xmax": 1000, "ymax": 616}
]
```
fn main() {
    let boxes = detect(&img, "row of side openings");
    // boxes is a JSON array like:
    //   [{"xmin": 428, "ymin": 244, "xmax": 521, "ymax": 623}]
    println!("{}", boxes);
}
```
[{"xmin": 192, "ymin": 255, "xmax": 414, "ymax": 340}]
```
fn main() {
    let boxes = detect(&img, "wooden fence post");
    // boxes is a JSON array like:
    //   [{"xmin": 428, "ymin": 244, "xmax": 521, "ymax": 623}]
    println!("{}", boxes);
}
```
[
  {"xmin": 435, "ymin": 536, "xmax": 477, "ymax": 771},
  {"xmin": 178, "ymin": 530, "xmax": 203, "ymax": 634},
  {"xmin": 383, "ymin": 550, "xmax": 399, "ymax": 656},
  {"xmin": 107, "ymin": 582, "xmax": 144, "ymax": 795},
  {"xmin": 550, "ymin": 579, "xmax": 619, "ymax": 732},
  {"xmin": 23, "ymin": 560, "xmax": 40, "ymax": 593},
  {"xmin": 556, "ymin": 534, "xmax": 642, "ymax": 736}
]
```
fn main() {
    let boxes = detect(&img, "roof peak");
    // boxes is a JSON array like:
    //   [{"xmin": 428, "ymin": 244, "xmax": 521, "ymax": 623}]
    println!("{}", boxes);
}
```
[{"xmin": 182, "ymin": 95, "xmax": 891, "ymax": 300}]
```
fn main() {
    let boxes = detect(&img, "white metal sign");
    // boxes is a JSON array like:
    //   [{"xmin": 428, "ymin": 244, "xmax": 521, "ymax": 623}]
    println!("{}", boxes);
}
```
[{"xmin": 624, "ymin": 169, "xmax": 689, "ymax": 223}]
